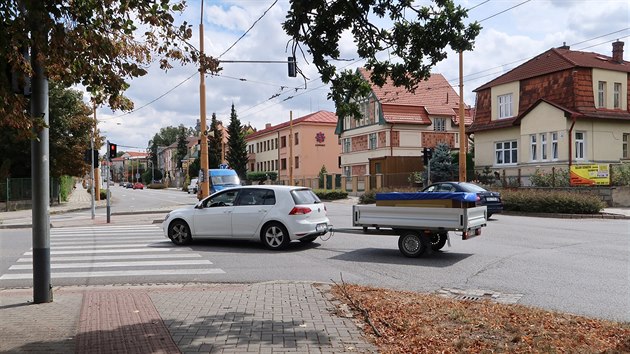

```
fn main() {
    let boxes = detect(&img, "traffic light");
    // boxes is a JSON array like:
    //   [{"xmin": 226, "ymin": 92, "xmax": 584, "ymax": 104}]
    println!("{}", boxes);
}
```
[
  {"xmin": 108, "ymin": 143, "xmax": 117, "ymax": 160},
  {"xmin": 423, "ymin": 147, "xmax": 433, "ymax": 165},
  {"xmin": 288, "ymin": 56, "xmax": 296, "ymax": 77}
]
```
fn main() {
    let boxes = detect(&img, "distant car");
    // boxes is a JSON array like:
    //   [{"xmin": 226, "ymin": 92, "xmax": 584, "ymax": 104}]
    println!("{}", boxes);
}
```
[
  {"xmin": 133, "ymin": 182, "xmax": 144, "ymax": 190},
  {"xmin": 422, "ymin": 181, "xmax": 503, "ymax": 218},
  {"xmin": 119, "ymin": 181, "xmax": 125, "ymax": 186},
  {"xmin": 187, "ymin": 178, "xmax": 198, "ymax": 194},
  {"xmin": 163, "ymin": 185, "xmax": 330, "ymax": 250},
  {"xmin": 124, "ymin": 182, "xmax": 133, "ymax": 188}
]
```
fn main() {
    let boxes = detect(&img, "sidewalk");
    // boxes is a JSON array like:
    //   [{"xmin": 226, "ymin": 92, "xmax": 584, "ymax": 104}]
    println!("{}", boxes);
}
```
[{"xmin": 0, "ymin": 283, "xmax": 377, "ymax": 353}]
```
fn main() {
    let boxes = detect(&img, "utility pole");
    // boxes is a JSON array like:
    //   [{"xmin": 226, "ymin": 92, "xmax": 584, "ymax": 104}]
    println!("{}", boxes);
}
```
[
  {"xmin": 29, "ymin": 0, "xmax": 52, "ymax": 303},
  {"xmin": 288, "ymin": 111, "xmax": 293, "ymax": 186},
  {"xmin": 106, "ymin": 141, "xmax": 111, "ymax": 223},
  {"xmin": 198, "ymin": 0, "xmax": 209, "ymax": 199},
  {"xmin": 458, "ymin": 51, "xmax": 467, "ymax": 182}
]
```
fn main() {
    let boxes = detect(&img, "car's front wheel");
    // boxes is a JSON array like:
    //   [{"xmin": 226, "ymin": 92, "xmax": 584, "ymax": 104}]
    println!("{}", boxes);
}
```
[
  {"xmin": 261, "ymin": 222, "xmax": 290, "ymax": 250},
  {"xmin": 168, "ymin": 220, "xmax": 192, "ymax": 245}
]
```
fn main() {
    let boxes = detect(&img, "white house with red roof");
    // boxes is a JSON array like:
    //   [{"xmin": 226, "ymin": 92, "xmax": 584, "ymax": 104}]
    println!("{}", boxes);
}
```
[
  {"xmin": 245, "ymin": 110, "xmax": 341, "ymax": 183},
  {"xmin": 469, "ymin": 41, "xmax": 630, "ymax": 184},
  {"xmin": 336, "ymin": 68, "xmax": 472, "ymax": 185}
]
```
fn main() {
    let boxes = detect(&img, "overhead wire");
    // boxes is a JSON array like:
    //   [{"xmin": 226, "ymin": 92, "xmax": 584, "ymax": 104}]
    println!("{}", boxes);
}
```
[{"xmin": 218, "ymin": 0, "xmax": 278, "ymax": 59}]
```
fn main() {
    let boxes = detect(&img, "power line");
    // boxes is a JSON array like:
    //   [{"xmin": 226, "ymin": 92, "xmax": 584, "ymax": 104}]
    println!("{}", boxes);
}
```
[
  {"xmin": 478, "ymin": 0, "xmax": 532, "ymax": 23},
  {"xmin": 218, "ymin": 0, "xmax": 278, "ymax": 59}
]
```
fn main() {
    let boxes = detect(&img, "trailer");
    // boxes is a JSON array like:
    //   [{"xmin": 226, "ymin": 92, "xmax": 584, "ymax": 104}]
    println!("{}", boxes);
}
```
[{"xmin": 332, "ymin": 192, "xmax": 488, "ymax": 258}]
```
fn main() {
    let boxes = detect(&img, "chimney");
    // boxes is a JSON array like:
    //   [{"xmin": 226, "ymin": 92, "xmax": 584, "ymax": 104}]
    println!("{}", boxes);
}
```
[
  {"xmin": 265, "ymin": 123, "xmax": 272, "ymax": 129},
  {"xmin": 558, "ymin": 42, "xmax": 570, "ymax": 50},
  {"xmin": 612, "ymin": 41, "xmax": 624, "ymax": 63}
]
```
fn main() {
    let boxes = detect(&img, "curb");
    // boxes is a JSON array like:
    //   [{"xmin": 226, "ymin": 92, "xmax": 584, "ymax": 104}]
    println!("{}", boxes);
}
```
[{"xmin": 501, "ymin": 211, "xmax": 630, "ymax": 219}]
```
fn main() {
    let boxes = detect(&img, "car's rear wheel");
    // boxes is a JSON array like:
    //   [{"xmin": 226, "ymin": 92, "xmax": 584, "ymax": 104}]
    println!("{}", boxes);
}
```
[
  {"xmin": 168, "ymin": 220, "xmax": 192, "ymax": 245},
  {"xmin": 261, "ymin": 222, "xmax": 290, "ymax": 250}
]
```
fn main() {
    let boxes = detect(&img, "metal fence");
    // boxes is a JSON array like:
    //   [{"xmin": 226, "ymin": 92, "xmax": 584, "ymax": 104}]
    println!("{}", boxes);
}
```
[{"xmin": 0, "ymin": 178, "xmax": 62, "ymax": 211}]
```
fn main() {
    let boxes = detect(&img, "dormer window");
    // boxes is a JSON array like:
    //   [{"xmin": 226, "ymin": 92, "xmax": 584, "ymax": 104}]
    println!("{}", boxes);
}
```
[
  {"xmin": 433, "ymin": 117, "xmax": 446, "ymax": 131},
  {"xmin": 597, "ymin": 81, "xmax": 606, "ymax": 108},
  {"xmin": 498, "ymin": 94, "xmax": 513, "ymax": 119}
]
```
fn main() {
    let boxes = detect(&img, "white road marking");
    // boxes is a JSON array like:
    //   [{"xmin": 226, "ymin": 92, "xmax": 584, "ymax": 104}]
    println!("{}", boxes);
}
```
[
  {"xmin": 17, "ymin": 253, "xmax": 200, "ymax": 262},
  {"xmin": 24, "ymin": 248, "xmax": 173, "ymax": 255},
  {"xmin": 10, "ymin": 259, "xmax": 212, "ymax": 270},
  {"xmin": 0, "ymin": 268, "xmax": 225, "ymax": 280}
]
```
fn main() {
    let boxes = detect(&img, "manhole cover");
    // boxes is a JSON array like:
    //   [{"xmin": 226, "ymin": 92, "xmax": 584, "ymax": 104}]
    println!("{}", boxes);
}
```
[{"xmin": 437, "ymin": 288, "xmax": 523, "ymax": 304}]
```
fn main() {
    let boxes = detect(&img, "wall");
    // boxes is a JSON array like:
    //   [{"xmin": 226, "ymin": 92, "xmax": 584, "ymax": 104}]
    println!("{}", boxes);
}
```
[
  {"xmin": 473, "ymin": 126, "xmax": 520, "ymax": 168},
  {"xmin": 490, "ymin": 81, "xmax": 520, "ymax": 120},
  {"xmin": 592, "ymin": 68, "xmax": 628, "ymax": 110},
  {"xmin": 519, "ymin": 102, "xmax": 570, "ymax": 166}
]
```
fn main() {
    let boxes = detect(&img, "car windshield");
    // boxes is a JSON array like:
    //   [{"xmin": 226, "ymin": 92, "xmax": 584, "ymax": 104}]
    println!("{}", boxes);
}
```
[
  {"xmin": 291, "ymin": 189, "xmax": 321, "ymax": 205},
  {"xmin": 458, "ymin": 182, "xmax": 488, "ymax": 193},
  {"xmin": 211, "ymin": 175, "xmax": 240, "ymax": 185}
]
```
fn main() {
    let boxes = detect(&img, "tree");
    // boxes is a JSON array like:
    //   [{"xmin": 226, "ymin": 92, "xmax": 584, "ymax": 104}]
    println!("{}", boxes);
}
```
[
  {"xmin": 147, "ymin": 133, "xmax": 162, "ymax": 173},
  {"xmin": 176, "ymin": 126, "xmax": 188, "ymax": 170},
  {"xmin": 188, "ymin": 158, "xmax": 200, "ymax": 178},
  {"xmin": 1, "ymin": 1, "xmax": 221, "ymax": 136},
  {"xmin": 283, "ymin": 0, "xmax": 481, "ymax": 120},
  {"xmin": 225, "ymin": 104, "xmax": 248, "ymax": 180},
  {"xmin": 427, "ymin": 142, "xmax": 457, "ymax": 183},
  {"xmin": 208, "ymin": 113, "xmax": 222, "ymax": 169},
  {"xmin": 0, "ymin": 81, "xmax": 93, "ymax": 178}
]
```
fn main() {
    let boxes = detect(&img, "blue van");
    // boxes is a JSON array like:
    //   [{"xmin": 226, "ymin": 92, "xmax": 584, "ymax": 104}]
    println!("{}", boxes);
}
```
[{"xmin": 209, "ymin": 169, "xmax": 240, "ymax": 194}]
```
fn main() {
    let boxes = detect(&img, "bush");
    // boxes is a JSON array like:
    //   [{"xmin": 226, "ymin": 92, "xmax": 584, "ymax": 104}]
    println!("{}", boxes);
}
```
[
  {"xmin": 502, "ymin": 189, "xmax": 604, "ymax": 214},
  {"xmin": 246, "ymin": 171, "xmax": 277, "ymax": 184},
  {"xmin": 612, "ymin": 163, "xmax": 630, "ymax": 186},
  {"xmin": 313, "ymin": 189, "xmax": 348, "ymax": 200},
  {"xmin": 58, "ymin": 176, "xmax": 74, "ymax": 202},
  {"xmin": 529, "ymin": 168, "xmax": 570, "ymax": 187},
  {"xmin": 148, "ymin": 183, "xmax": 166, "ymax": 189}
]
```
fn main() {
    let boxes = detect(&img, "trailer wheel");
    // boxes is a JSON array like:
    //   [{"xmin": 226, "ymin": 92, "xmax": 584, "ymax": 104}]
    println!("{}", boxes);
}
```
[
  {"xmin": 398, "ymin": 231, "xmax": 428, "ymax": 258},
  {"xmin": 430, "ymin": 232, "xmax": 448, "ymax": 251}
]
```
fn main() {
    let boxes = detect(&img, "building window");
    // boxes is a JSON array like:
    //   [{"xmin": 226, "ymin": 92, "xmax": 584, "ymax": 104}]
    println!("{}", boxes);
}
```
[
  {"xmin": 540, "ymin": 133, "xmax": 547, "ymax": 160},
  {"xmin": 294, "ymin": 132, "xmax": 299, "ymax": 145},
  {"xmin": 575, "ymin": 131, "xmax": 585, "ymax": 160},
  {"xmin": 275, "ymin": 138, "xmax": 278, "ymax": 149},
  {"xmin": 623, "ymin": 133, "xmax": 629, "ymax": 159},
  {"xmin": 294, "ymin": 156, "xmax": 299, "ymax": 169},
  {"xmin": 598, "ymin": 81, "xmax": 606, "ymax": 108},
  {"xmin": 250, "ymin": 163, "xmax": 254, "ymax": 171},
  {"xmin": 280, "ymin": 136, "xmax": 286, "ymax": 148},
  {"xmin": 530, "ymin": 134, "xmax": 537, "ymax": 161},
  {"xmin": 343, "ymin": 166, "xmax": 351, "ymax": 177},
  {"xmin": 342, "ymin": 138, "xmax": 351, "ymax": 153},
  {"xmin": 551, "ymin": 132, "xmax": 558, "ymax": 160},
  {"xmin": 498, "ymin": 93, "xmax": 513, "ymax": 119},
  {"xmin": 368, "ymin": 133, "xmax": 377, "ymax": 150},
  {"xmin": 281, "ymin": 158, "xmax": 287, "ymax": 170},
  {"xmin": 359, "ymin": 99, "xmax": 369, "ymax": 126},
  {"xmin": 614, "ymin": 82, "xmax": 622, "ymax": 109},
  {"xmin": 495, "ymin": 140, "xmax": 517, "ymax": 165},
  {"xmin": 433, "ymin": 117, "xmax": 446, "ymax": 131}
]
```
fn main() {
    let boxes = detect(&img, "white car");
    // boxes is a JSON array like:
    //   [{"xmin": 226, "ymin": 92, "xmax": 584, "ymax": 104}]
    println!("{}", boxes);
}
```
[
  {"xmin": 162, "ymin": 185, "xmax": 331, "ymax": 250},
  {"xmin": 187, "ymin": 178, "xmax": 198, "ymax": 194}
]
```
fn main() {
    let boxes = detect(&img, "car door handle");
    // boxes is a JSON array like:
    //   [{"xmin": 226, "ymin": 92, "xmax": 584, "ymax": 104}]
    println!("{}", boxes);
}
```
[
  {"xmin": 224, "ymin": 211, "xmax": 232, "ymax": 214},
  {"xmin": 258, "ymin": 209, "xmax": 268, "ymax": 213}
]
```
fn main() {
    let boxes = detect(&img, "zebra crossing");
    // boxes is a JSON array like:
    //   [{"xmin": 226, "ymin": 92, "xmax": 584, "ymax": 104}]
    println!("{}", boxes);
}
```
[{"xmin": 1, "ymin": 224, "xmax": 225, "ymax": 280}]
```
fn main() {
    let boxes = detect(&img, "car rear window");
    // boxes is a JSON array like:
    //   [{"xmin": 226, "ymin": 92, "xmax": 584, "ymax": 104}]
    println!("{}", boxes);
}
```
[
  {"xmin": 290, "ymin": 189, "xmax": 321, "ymax": 205},
  {"xmin": 459, "ymin": 182, "xmax": 487, "ymax": 193}
]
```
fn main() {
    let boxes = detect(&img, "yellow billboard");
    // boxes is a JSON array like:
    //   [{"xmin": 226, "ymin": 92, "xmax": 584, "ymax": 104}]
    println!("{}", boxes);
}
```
[{"xmin": 570, "ymin": 164, "xmax": 610, "ymax": 186}]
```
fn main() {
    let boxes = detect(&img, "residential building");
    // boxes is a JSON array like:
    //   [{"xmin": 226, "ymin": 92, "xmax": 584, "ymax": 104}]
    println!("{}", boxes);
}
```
[
  {"xmin": 336, "ymin": 68, "xmax": 472, "ymax": 186},
  {"xmin": 469, "ymin": 41, "xmax": 630, "ymax": 184},
  {"xmin": 245, "ymin": 110, "xmax": 341, "ymax": 184}
]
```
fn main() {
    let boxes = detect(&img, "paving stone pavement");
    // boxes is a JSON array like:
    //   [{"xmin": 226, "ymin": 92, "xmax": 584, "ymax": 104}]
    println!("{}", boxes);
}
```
[{"xmin": 0, "ymin": 282, "xmax": 378, "ymax": 354}]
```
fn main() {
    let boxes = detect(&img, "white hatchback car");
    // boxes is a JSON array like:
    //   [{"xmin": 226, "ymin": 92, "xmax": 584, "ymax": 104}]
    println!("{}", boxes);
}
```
[{"xmin": 162, "ymin": 185, "xmax": 331, "ymax": 250}]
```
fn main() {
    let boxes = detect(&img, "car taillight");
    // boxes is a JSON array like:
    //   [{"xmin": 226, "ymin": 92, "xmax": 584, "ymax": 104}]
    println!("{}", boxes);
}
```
[{"xmin": 289, "ymin": 206, "xmax": 312, "ymax": 215}]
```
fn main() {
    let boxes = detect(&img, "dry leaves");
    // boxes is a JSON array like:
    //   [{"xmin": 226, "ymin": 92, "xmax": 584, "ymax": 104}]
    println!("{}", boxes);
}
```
[{"xmin": 330, "ymin": 284, "xmax": 630, "ymax": 353}]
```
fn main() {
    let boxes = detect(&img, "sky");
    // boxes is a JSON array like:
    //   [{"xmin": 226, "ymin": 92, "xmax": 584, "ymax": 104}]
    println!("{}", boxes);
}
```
[{"xmin": 94, "ymin": 0, "xmax": 630, "ymax": 154}]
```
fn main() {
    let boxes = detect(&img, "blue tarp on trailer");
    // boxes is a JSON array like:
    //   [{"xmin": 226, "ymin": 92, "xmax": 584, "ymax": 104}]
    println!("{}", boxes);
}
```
[{"xmin": 375, "ymin": 192, "xmax": 478, "ymax": 202}]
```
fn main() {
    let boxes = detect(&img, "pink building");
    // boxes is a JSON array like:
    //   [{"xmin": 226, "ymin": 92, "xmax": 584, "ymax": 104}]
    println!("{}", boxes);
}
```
[{"xmin": 245, "ymin": 111, "xmax": 341, "ymax": 183}]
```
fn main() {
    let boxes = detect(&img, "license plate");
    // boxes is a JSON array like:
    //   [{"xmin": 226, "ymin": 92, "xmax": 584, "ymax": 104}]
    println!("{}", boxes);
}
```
[
  {"xmin": 485, "ymin": 197, "xmax": 498, "ymax": 202},
  {"xmin": 316, "ymin": 223, "xmax": 327, "ymax": 232}
]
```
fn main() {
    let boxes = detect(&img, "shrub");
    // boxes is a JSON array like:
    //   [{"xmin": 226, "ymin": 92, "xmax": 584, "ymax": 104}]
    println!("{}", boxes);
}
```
[
  {"xmin": 148, "ymin": 183, "xmax": 166, "ymax": 189},
  {"xmin": 529, "ymin": 168, "xmax": 570, "ymax": 187},
  {"xmin": 611, "ymin": 163, "xmax": 630, "ymax": 186},
  {"xmin": 501, "ymin": 189, "xmax": 604, "ymax": 214},
  {"xmin": 246, "ymin": 171, "xmax": 277, "ymax": 184},
  {"xmin": 313, "ymin": 189, "xmax": 348, "ymax": 200},
  {"xmin": 58, "ymin": 176, "xmax": 74, "ymax": 202}
]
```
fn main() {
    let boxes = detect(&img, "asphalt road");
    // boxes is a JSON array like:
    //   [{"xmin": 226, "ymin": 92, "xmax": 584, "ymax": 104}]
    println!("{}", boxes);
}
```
[{"xmin": 1, "ymin": 200, "xmax": 628, "ymax": 322}]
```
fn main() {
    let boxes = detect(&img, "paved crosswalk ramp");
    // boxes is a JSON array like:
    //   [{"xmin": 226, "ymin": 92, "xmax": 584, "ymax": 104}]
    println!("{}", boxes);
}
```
[{"xmin": 1, "ymin": 224, "xmax": 225, "ymax": 280}]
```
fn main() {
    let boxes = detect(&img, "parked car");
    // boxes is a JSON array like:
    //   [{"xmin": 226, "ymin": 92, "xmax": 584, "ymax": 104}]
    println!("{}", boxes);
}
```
[
  {"xmin": 187, "ymin": 178, "xmax": 198, "ymax": 194},
  {"xmin": 133, "ymin": 182, "xmax": 144, "ymax": 190},
  {"xmin": 421, "ymin": 181, "xmax": 503, "ymax": 218},
  {"xmin": 163, "ymin": 185, "xmax": 330, "ymax": 250},
  {"xmin": 124, "ymin": 182, "xmax": 133, "ymax": 188}
]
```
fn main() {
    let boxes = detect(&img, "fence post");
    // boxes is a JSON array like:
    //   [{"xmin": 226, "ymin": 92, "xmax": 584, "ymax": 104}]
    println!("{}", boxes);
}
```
[
  {"xmin": 552, "ymin": 166, "xmax": 556, "ymax": 187},
  {"xmin": 352, "ymin": 176, "xmax": 358, "ymax": 194},
  {"xmin": 5, "ymin": 178, "xmax": 9, "ymax": 212},
  {"xmin": 341, "ymin": 176, "xmax": 347, "ymax": 192}
]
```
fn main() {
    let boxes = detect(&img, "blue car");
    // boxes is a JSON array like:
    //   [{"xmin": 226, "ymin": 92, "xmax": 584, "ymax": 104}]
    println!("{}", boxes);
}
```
[{"xmin": 422, "ymin": 181, "xmax": 503, "ymax": 218}]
